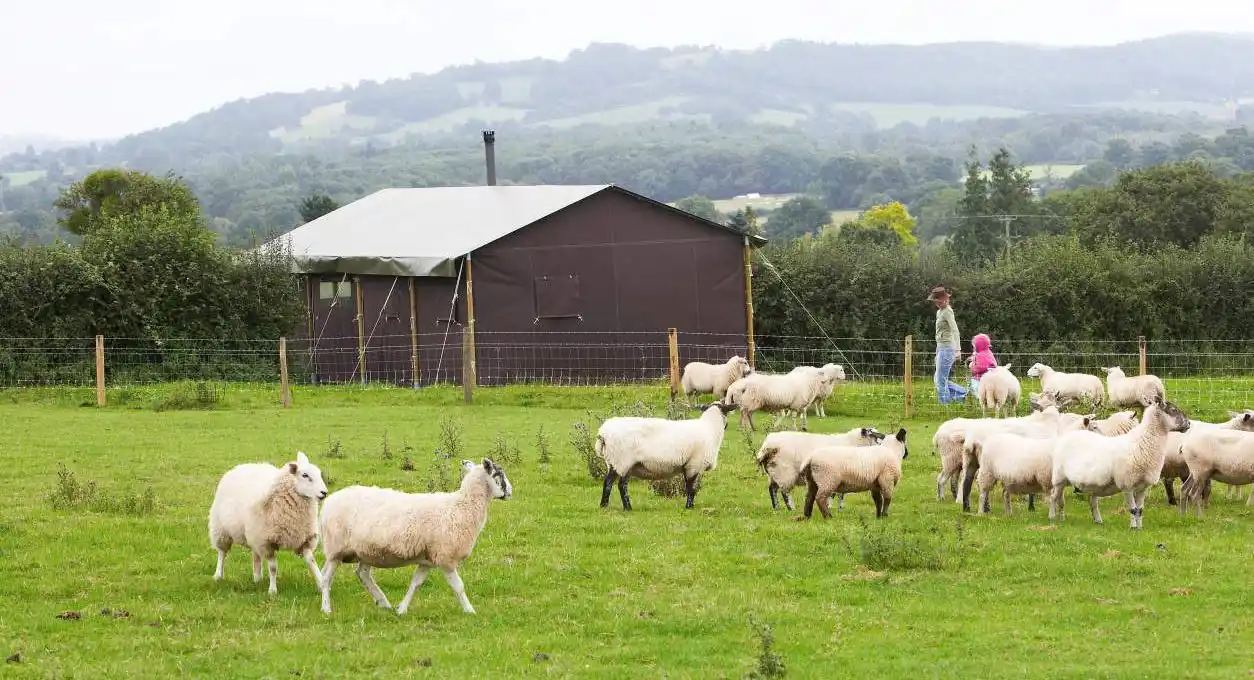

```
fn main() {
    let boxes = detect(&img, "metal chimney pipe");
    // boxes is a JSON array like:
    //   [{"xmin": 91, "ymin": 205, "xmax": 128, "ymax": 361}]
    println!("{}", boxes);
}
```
[{"xmin": 482, "ymin": 130, "xmax": 497, "ymax": 186}]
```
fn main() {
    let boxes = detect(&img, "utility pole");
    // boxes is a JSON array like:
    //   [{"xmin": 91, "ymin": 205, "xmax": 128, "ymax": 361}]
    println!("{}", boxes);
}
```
[{"xmin": 1000, "ymin": 215, "xmax": 1015, "ymax": 260}]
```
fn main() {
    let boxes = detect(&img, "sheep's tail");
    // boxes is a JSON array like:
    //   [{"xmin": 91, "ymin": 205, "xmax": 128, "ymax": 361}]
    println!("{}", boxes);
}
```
[{"xmin": 756, "ymin": 446, "xmax": 777, "ymax": 472}]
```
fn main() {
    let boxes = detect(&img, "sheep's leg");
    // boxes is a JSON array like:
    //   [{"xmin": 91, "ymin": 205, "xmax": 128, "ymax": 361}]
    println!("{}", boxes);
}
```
[
  {"xmin": 835, "ymin": 493, "xmax": 845, "ymax": 511},
  {"xmin": 799, "ymin": 409, "xmax": 808, "ymax": 432},
  {"xmin": 740, "ymin": 410, "xmax": 754, "ymax": 432},
  {"xmin": 1246, "ymin": 486, "xmax": 1254, "ymax": 507},
  {"xmin": 1163, "ymin": 477, "xmax": 1178, "ymax": 506},
  {"xmin": 443, "ymin": 567, "xmax": 475, "ymax": 614},
  {"xmin": 1027, "ymin": 494, "xmax": 1036, "ymax": 512},
  {"xmin": 214, "ymin": 547, "xmax": 227, "ymax": 581},
  {"xmin": 959, "ymin": 462, "xmax": 977, "ymax": 513},
  {"xmin": 266, "ymin": 553, "xmax": 279, "ymax": 595},
  {"xmin": 251, "ymin": 551, "xmax": 263, "ymax": 583},
  {"xmin": 1088, "ymin": 494, "xmax": 1102, "ymax": 525},
  {"xmin": 300, "ymin": 547, "xmax": 323, "ymax": 590},
  {"xmin": 880, "ymin": 492, "xmax": 892, "ymax": 517},
  {"xmin": 1134, "ymin": 488, "xmax": 1150, "ymax": 529},
  {"xmin": 797, "ymin": 477, "xmax": 818, "ymax": 521},
  {"xmin": 683, "ymin": 474, "xmax": 699, "ymax": 509},
  {"xmin": 950, "ymin": 475, "xmax": 959, "ymax": 500},
  {"xmin": 816, "ymin": 491, "xmax": 833, "ymax": 519},
  {"xmin": 600, "ymin": 470, "xmax": 618, "ymax": 508},
  {"xmin": 977, "ymin": 487, "xmax": 990, "ymax": 515},
  {"xmin": 935, "ymin": 471, "xmax": 946, "ymax": 501},
  {"xmin": 782, "ymin": 489, "xmax": 795, "ymax": 512},
  {"xmin": 1048, "ymin": 484, "xmax": 1064, "ymax": 521},
  {"xmin": 395, "ymin": 566, "xmax": 429, "ymax": 615},
  {"xmin": 356, "ymin": 564, "xmax": 393, "ymax": 609},
  {"xmin": 768, "ymin": 481, "xmax": 780, "ymax": 510},
  {"xmin": 1178, "ymin": 478, "xmax": 1192, "ymax": 517},
  {"xmin": 319, "ymin": 559, "xmax": 340, "ymax": 614},
  {"xmin": 1002, "ymin": 488, "xmax": 1013, "ymax": 516},
  {"xmin": 870, "ymin": 488, "xmax": 884, "ymax": 518},
  {"xmin": 618, "ymin": 475, "xmax": 632, "ymax": 511}
]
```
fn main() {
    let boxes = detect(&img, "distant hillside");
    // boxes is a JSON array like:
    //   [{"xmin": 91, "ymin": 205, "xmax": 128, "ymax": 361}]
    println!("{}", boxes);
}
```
[
  {"xmin": 9, "ymin": 33, "xmax": 1254, "ymax": 170},
  {"xmin": 0, "ymin": 134, "xmax": 90, "ymax": 157}
]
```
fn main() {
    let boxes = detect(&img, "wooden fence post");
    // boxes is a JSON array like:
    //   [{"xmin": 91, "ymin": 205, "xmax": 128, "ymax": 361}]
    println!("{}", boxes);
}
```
[
  {"xmin": 408, "ymin": 277, "xmax": 419, "ymax": 389},
  {"xmin": 903, "ymin": 335, "xmax": 913, "ymax": 419},
  {"xmin": 743, "ymin": 235, "xmax": 756, "ymax": 369},
  {"xmin": 668, "ymin": 328, "xmax": 680, "ymax": 400},
  {"xmin": 1138, "ymin": 335, "xmax": 1147, "ymax": 376},
  {"xmin": 279, "ymin": 337, "xmax": 292, "ymax": 408},
  {"xmin": 462, "ymin": 324, "xmax": 476, "ymax": 404},
  {"xmin": 354, "ymin": 276, "xmax": 366, "ymax": 385},
  {"xmin": 95, "ymin": 335, "xmax": 106, "ymax": 407}
]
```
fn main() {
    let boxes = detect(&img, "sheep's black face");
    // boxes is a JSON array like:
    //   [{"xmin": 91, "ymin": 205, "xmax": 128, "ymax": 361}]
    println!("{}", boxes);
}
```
[
  {"xmin": 483, "ymin": 458, "xmax": 513, "ymax": 499},
  {"xmin": 1155, "ymin": 400, "xmax": 1190, "ymax": 433}
]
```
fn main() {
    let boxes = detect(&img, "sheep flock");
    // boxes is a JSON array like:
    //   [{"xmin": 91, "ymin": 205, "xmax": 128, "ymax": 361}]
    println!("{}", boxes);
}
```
[{"xmin": 197, "ymin": 354, "xmax": 1252, "ymax": 617}]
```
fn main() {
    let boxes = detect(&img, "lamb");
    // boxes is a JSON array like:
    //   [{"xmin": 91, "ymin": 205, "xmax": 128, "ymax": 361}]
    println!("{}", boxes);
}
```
[
  {"xmin": 597, "ymin": 401, "xmax": 736, "ymax": 510},
  {"xmin": 679, "ymin": 355, "xmax": 753, "ymax": 403},
  {"xmin": 933, "ymin": 392, "xmax": 1057, "ymax": 501},
  {"xmin": 1180, "ymin": 428, "xmax": 1254, "ymax": 517},
  {"xmin": 756, "ymin": 426, "xmax": 884, "ymax": 511},
  {"xmin": 1049, "ymin": 396, "xmax": 1191, "ymax": 529},
  {"xmin": 1102, "ymin": 366, "xmax": 1166, "ymax": 409},
  {"xmin": 1026, "ymin": 363, "xmax": 1105, "ymax": 406},
  {"xmin": 1172, "ymin": 410, "xmax": 1254, "ymax": 513},
  {"xmin": 724, "ymin": 371, "xmax": 830, "ymax": 432},
  {"xmin": 796, "ymin": 428, "xmax": 909, "ymax": 519},
  {"xmin": 208, "ymin": 451, "xmax": 328, "ymax": 595},
  {"xmin": 318, "ymin": 458, "xmax": 512, "ymax": 615},
  {"xmin": 975, "ymin": 431, "xmax": 1057, "ymax": 516},
  {"xmin": 977, "ymin": 364, "xmax": 1021, "ymax": 418},
  {"xmin": 789, "ymin": 363, "xmax": 846, "ymax": 417}
]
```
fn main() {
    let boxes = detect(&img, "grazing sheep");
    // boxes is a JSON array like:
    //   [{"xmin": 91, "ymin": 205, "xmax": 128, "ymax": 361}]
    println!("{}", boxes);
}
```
[
  {"xmin": 976, "ymin": 431, "xmax": 1060, "ymax": 516},
  {"xmin": 724, "ymin": 371, "xmax": 829, "ymax": 432},
  {"xmin": 1102, "ymin": 366, "xmax": 1166, "ymax": 409},
  {"xmin": 679, "ymin": 356, "xmax": 753, "ymax": 403},
  {"xmin": 1159, "ymin": 411, "xmax": 1254, "ymax": 505},
  {"xmin": 797, "ymin": 428, "xmax": 909, "ymax": 519},
  {"xmin": 1049, "ymin": 396, "xmax": 1191, "ymax": 529},
  {"xmin": 957, "ymin": 405, "xmax": 1092, "ymax": 512},
  {"xmin": 756, "ymin": 426, "xmax": 884, "ymax": 511},
  {"xmin": 933, "ymin": 392, "xmax": 1062, "ymax": 502},
  {"xmin": 977, "ymin": 364, "xmax": 1021, "ymax": 418},
  {"xmin": 1026, "ymin": 363, "xmax": 1105, "ymax": 406},
  {"xmin": 318, "ymin": 458, "xmax": 512, "ymax": 615},
  {"xmin": 597, "ymin": 401, "xmax": 736, "ymax": 510},
  {"xmin": 790, "ymin": 363, "xmax": 846, "ymax": 418},
  {"xmin": 208, "ymin": 451, "xmax": 329, "ymax": 595}
]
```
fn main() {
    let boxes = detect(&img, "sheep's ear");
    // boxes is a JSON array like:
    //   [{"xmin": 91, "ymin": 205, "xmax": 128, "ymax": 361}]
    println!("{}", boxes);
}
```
[
  {"xmin": 296, "ymin": 451, "xmax": 309, "ymax": 464},
  {"xmin": 287, "ymin": 462, "xmax": 298, "ymax": 474},
  {"xmin": 895, "ymin": 428, "xmax": 907, "ymax": 442},
  {"xmin": 860, "ymin": 427, "xmax": 870, "ymax": 437},
  {"xmin": 1244, "ymin": 412, "xmax": 1254, "ymax": 423},
  {"xmin": 1082, "ymin": 416, "xmax": 1093, "ymax": 427},
  {"xmin": 482, "ymin": 458, "xmax": 496, "ymax": 472}
]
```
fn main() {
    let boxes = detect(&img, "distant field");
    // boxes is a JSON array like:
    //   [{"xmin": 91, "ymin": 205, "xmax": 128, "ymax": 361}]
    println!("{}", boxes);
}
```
[
  {"xmin": 532, "ymin": 97, "xmax": 707, "ymax": 129},
  {"xmin": 269, "ymin": 101, "xmax": 377, "ymax": 143},
  {"xmin": 3, "ymin": 170, "xmax": 48, "ymax": 187},
  {"xmin": 383, "ymin": 105, "xmax": 530, "ymax": 141},
  {"xmin": 711, "ymin": 193, "xmax": 800, "ymax": 214},
  {"xmin": 981, "ymin": 164, "xmax": 1086, "ymax": 182},
  {"xmin": 1074, "ymin": 100, "xmax": 1237, "ymax": 120},
  {"xmin": 830, "ymin": 102, "xmax": 1031, "ymax": 129}
]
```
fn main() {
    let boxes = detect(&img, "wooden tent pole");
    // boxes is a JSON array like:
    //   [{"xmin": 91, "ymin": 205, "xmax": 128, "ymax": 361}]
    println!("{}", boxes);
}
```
[
  {"xmin": 464, "ymin": 253, "xmax": 477, "ymax": 389},
  {"xmin": 354, "ymin": 276, "xmax": 366, "ymax": 384},
  {"xmin": 408, "ymin": 277, "xmax": 419, "ymax": 388},
  {"xmin": 743, "ymin": 235, "xmax": 756, "ymax": 369}
]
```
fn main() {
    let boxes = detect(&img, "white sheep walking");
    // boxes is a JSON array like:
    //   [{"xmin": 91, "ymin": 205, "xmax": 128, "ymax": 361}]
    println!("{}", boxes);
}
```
[
  {"xmin": 1179, "ymin": 422, "xmax": 1254, "ymax": 517},
  {"xmin": 679, "ymin": 356, "xmax": 753, "ymax": 403},
  {"xmin": 208, "ymin": 451, "xmax": 328, "ymax": 595},
  {"xmin": 1049, "ymin": 396, "xmax": 1191, "ymax": 529},
  {"xmin": 1159, "ymin": 410, "xmax": 1254, "ymax": 506},
  {"xmin": 597, "ymin": 401, "xmax": 736, "ymax": 510},
  {"xmin": 1102, "ymin": 366, "xmax": 1167, "ymax": 409},
  {"xmin": 790, "ymin": 363, "xmax": 846, "ymax": 417},
  {"xmin": 1026, "ymin": 363, "xmax": 1105, "ymax": 407},
  {"xmin": 755, "ymin": 426, "xmax": 884, "ymax": 511},
  {"xmin": 318, "ymin": 458, "xmax": 512, "ymax": 615},
  {"xmin": 724, "ymin": 371, "xmax": 830, "ymax": 432},
  {"xmin": 977, "ymin": 364, "xmax": 1021, "ymax": 418},
  {"xmin": 796, "ymin": 428, "xmax": 909, "ymax": 519}
]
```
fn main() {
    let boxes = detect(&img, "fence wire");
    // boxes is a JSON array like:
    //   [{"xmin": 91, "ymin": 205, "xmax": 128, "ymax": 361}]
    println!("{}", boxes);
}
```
[{"xmin": 1, "ymin": 333, "xmax": 1252, "ymax": 420}]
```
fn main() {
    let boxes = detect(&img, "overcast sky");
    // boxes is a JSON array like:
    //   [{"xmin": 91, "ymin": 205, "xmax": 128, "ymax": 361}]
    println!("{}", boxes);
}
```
[{"xmin": 3, "ymin": 0, "xmax": 1250, "ymax": 140}]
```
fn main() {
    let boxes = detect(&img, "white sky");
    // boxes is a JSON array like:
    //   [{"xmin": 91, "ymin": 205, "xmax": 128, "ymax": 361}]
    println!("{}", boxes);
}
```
[{"xmin": 2, "ymin": 0, "xmax": 1250, "ymax": 140}]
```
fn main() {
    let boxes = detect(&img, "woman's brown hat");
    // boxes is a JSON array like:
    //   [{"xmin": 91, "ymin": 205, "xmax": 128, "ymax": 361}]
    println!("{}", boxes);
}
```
[{"xmin": 927, "ymin": 285, "xmax": 951, "ymax": 300}]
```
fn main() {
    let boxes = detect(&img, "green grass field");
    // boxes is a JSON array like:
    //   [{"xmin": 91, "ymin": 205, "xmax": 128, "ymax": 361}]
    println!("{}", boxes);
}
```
[
  {"xmin": 4, "ymin": 382, "xmax": 1254, "ymax": 677},
  {"xmin": 3, "ymin": 170, "xmax": 48, "ymax": 187}
]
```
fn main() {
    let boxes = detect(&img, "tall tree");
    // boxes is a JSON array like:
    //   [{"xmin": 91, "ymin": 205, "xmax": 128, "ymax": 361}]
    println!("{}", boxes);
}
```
[
  {"xmin": 949, "ymin": 147, "xmax": 1035, "ymax": 262},
  {"xmin": 53, "ymin": 168, "xmax": 201, "ymax": 235},
  {"xmin": 726, "ymin": 206, "xmax": 762, "ymax": 237},
  {"xmin": 298, "ymin": 193, "xmax": 340, "ymax": 224},
  {"xmin": 764, "ymin": 196, "xmax": 830, "ymax": 240},
  {"xmin": 673, "ymin": 195, "xmax": 723, "ymax": 223}
]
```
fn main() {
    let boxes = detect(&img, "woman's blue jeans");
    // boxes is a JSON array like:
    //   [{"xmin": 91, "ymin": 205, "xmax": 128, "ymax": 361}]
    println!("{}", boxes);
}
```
[{"xmin": 935, "ymin": 347, "xmax": 969, "ymax": 404}]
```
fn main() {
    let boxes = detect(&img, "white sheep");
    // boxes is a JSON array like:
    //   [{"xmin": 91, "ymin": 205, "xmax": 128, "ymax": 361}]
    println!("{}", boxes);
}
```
[
  {"xmin": 977, "ymin": 364, "xmax": 1021, "ymax": 418},
  {"xmin": 1026, "ymin": 363, "xmax": 1105, "ymax": 406},
  {"xmin": 755, "ymin": 426, "xmax": 884, "ymax": 511},
  {"xmin": 679, "ymin": 355, "xmax": 753, "ymax": 403},
  {"xmin": 318, "ymin": 458, "xmax": 512, "ymax": 615},
  {"xmin": 208, "ymin": 451, "xmax": 328, "ymax": 595},
  {"xmin": 789, "ymin": 363, "xmax": 846, "ymax": 417},
  {"xmin": 1158, "ymin": 410, "xmax": 1254, "ymax": 506},
  {"xmin": 597, "ymin": 401, "xmax": 736, "ymax": 510},
  {"xmin": 1049, "ymin": 396, "xmax": 1191, "ymax": 529},
  {"xmin": 1180, "ymin": 429, "xmax": 1254, "ymax": 517},
  {"xmin": 1102, "ymin": 366, "xmax": 1166, "ymax": 409},
  {"xmin": 975, "ymin": 431, "xmax": 1057, "ymax": 516},
  {"xmin": 934, "ymin": 393, "xmax": 1056, "ymax": 501},
  {"xmin": 796, "ymin": 428, "xmax": 909, "ymax": 519},
  {"xmin": 724, "ymin": 371, "xmax": 829, "ymax": 432}
]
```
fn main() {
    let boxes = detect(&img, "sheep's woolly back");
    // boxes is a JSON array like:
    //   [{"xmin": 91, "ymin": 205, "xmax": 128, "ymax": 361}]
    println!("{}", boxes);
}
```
[
  {"xmin": 1104, "ymin": 367, "xmax": 1167, "ymax": 408},
  {"xmin": 727, "ymin": 372, "xmax": 823, "ymax": 413},
  {"xmin": 1052, "ymin": 402, "xmax": 1187, "ymax": 494},
  {"xmin": 806, "ymin": 436, "xmax": 907, "ymax": 494},
  {"xmin": 208, "ymin": 463, "xmax": 318, "ymax": 554},
  {"xmin": 756, "ymin": 427, "xmax": 880, "ymax": 491},
  {"xmin": 596, "ymin": 405, "xmax": 728, "ymax": 480},
  {"xmin": 979, "ymin": 365, "xmax": 1021, "ymax": 414},
  {"xmin": 680, "ymin": 357, "xmax": 751, "ymax": 399},
  {"xmin": 977, "ymin": 431, "xmax": 1055, "ymax": 496},
  {"xmin": 320, "ymin": 467, "xmax": 497, "ymax": 570},
  {"xmin": 1089, "ymin": 411, "xmax": 1137, "ymax": 436},
  {"xmin": 1027, "ymin": 363, "xmax": 1105, "ymax": 404}
]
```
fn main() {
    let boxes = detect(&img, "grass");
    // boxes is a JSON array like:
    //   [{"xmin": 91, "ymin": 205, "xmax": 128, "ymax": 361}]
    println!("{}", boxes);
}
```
[
  {"xmin": 3, "ymin": 381, "xmax": 1254, "ymax": 677},
  {"xmin": 268, "ymin": 101, "xmax": 378, "ymax": 143},
  {"xmin": 982, "ymin": 163, "xmax": 1086, "ymax": 182},
  {"xmin": 531, "ymin": 97, "xmax": 708, "ymax": 129},
  {"xmin": 3, "ymin": 170, "xmax": 47, "ymax": 187},
  {"xmin": 828, "ymin": 102, "xmax": 1031, "ymax": 128}
]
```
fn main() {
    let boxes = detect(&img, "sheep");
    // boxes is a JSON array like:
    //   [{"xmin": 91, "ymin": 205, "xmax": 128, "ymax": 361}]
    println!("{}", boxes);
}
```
[
  {"xmin": 1026, "ymin": 363, "xmax": 1105, "ymax": 407},
  {"xmin": 789, "ymin": 363, "xmax": 846, "ymax": 417},
  {"xmin": 977, "ymin": 364, "xmax": 1021, "ymax": 418},
  {"xmin": 1049, "ymin": 396, "xmax": 1191, "ymax": 529},
  {"xmin": 1180, "ymin": 428, "xmax": 1254, "ymax": 517},
  {"xmin": 679, "ymin": 355, "xmax": 753, "ymax": 404},
  {"xmin": 755, "ymin": 426, "xmax": 884, "ymax": 511},
  {"xmin": 208, "ymin": 451, "xmax": 329, "ymax": 595},
  {"xmin": 1102, "ymin": 366, "xmax": 1166, "ymax": 409},
  {"xmin": 975, "ymin": 431, "xmax": 1057, "ymax": 516},
  {"xmin": 597, "ymin": 401, "xmax": 736, "ymax": 510},
  {"xmin": 796, "ymin": 428, "xmax": 909, "ymax": 519},
  {"xmin": 318, "ymin": 458, "xmax": 512, "ymax": 615},
  {"xmin": 724, "ymin": 371, "xmax": 830, "ymax": 432},
  {"xmin": 1170, "ymin": 410, "xmax": 1254, "ymax": 511}
]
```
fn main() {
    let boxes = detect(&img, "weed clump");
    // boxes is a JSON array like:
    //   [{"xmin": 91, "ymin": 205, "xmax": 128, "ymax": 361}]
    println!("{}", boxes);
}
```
[
  {"xmin": 47, "ymin": 465, "xmax": 156, "ymax": 516},
  {"xmin": 568, "ymin": 401, "xmax": 656, "ymax": 481},
  {"xmin": 840, "ymin": 514, "xmax": 966, "ymax": 572},
  {"xmin": 151, "ymin": 381, "xmax": 220, "ymax": 411},
  {"xmin": 745, "ymin": 616, "xmax": 786, "ymax": 679},
  {"xmin": 487, "ymin": 431, "xmax": 522, "ymax": 466}
]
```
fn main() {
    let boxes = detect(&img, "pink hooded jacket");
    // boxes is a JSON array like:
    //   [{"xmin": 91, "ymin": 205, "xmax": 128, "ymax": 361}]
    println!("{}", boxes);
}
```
[{"xmin": 970, "ymin": 333, "xmax": 997, "ymax": 379}]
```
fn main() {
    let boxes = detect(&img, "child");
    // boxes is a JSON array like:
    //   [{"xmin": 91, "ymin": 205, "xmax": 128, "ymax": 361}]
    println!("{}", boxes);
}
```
[{"xmin": 967, "ymin": 333, "xmax": 997, "ymax": 397}]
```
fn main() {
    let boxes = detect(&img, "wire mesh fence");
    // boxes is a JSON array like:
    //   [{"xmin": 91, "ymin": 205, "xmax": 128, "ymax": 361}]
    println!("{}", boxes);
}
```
[{"xmin": 2, "ymin": 332, "xmax": 1252, "ymax": 420}]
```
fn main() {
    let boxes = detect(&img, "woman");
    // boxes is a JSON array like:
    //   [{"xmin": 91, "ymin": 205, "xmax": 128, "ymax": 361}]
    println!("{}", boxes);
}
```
[{"xmin": 928, "ymin": 285, "xmax": 968, "ymax": 405}]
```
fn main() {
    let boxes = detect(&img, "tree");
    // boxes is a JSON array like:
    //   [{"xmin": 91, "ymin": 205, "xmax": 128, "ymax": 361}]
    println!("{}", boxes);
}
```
[
  {"xmin": 949, "ymin": 147, "xmax": 1035, "ymax": 262},
  {"xmin": 763, "ymin": 196, "xmax": 829, "ymax": 240},
  {"xmin": 1071, "ymin": 160, "xmax": 1227, "ymax": 247},
  {"xmin": 1103, "ymin": 138, "xmax": 1136, "ymax": 170},
  {"xmin": 298, "ymin": 193, "xmax": 340, "ymax": 224},
  {"xmin": 53, "ymin": 168, "xmax": 201, "ymax": 235},
  {"xmin": 726, "ymin": 206, "xmax": 762, "ymax": 237},
  {"xmin": 841, "ymin": 201, "xmax": 918, "ymax": 247},
  {"xmin": 673, "ymin": 195, "xmax": 723, "ymax": 223}
]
